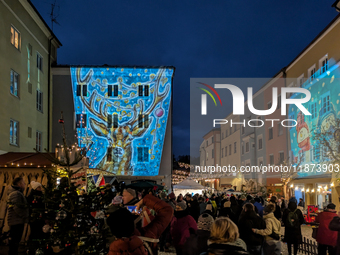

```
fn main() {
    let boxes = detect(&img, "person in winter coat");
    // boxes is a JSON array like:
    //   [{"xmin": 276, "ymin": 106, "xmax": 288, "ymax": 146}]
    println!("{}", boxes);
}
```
[
  {"xmin": 228, "ymin": 196, "xmax": 242, "ymax": 225},
  {"xmin": 198, "ymin": 197, "xmax": 207, "ymax": 215},
  {"xmin": 252, "ymin": 204, "xmax": 282, "ymax": 255},
  {"xmin": 204, "ymin": 217, "xmax": 249, "ymax": 255},
  {"xmin": 186, "ymin": 194, "xmax": 200, "ymax": 222},
  {"xmin": 106, "ymin": 194, "xmax": 173, "ymax": 255},
  {"xmin": 183, "ymin": 213, "xmax": 214, "ymax": 255},
  {"xmin": 253, "ymin": 197, "xmax": 264, "ymax": 218},
  {"xmin": 282, "ymin": 198, "xmax": 305, "ymax": 255},
  {"xmin": 329, "ymin": 210, "xmax": 340, "ymax": 255},
  {"xmin": 122, "ymin": 188, "xmax": 139, "ymax": 205},
  {"xmin": 315, "ymin": 203, "xmax": 337, "ymax": 255},
  {"xmin": 7, "ymin": 177, "xmax": 29, "ymax": 255},
  {"xmin": 170, "ymin": 201, "xmax": 197, "ymax": 255},
  {"xmin": 238, "ymin": 203, "xmax": 266, "ymax": 255},
  {"xmin": 270, "ymin": 196, "xmax": 282, "ymax": 221}
]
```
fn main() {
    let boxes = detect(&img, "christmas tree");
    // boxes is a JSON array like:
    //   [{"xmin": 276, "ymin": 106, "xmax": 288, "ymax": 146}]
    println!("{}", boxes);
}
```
[{"xmin": 29, "ymin": 112, "xmax": 113, "ymax": 255}]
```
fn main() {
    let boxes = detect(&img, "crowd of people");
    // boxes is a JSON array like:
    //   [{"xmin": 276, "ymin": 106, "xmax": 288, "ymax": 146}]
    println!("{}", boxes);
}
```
[{"xmin": 5, "ymin": 177, "xmax": 340, "ymax": 255}]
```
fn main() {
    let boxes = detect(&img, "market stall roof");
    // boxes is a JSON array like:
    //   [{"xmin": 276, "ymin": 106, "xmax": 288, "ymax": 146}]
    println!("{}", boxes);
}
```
[
  {"xmin": 0, "ymin": 152, "xmax": 55, "ymax": 168},
  {"xmin": 173, "ymin": 179, "xmax": 206, "ymax": 190}
]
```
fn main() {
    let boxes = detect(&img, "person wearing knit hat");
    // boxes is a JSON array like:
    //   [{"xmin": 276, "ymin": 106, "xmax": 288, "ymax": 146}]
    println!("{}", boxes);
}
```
[
  {"xmin": 122, "ymin": 188, "xmax": 139, "ymax": 205},
  {"xmin": 182, "ymin": 213, "xmax": 214, "ymax": 255},
  {"xmin": 30, "ymin": 181, "xmax": 42, "ymax": 191},
  {"xmin": 171, "ymin": 198, "xmax": 197, "ymax": 255}
]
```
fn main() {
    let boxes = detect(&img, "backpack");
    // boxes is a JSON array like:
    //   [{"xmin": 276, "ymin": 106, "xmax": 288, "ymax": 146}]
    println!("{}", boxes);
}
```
[{"xmin": 286, "ymin": 209, "xmax": 299, "ymax": 228}]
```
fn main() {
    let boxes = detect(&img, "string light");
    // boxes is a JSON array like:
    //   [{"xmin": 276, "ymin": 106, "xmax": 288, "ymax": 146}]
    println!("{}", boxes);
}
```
[
  {"xmin": 290, "ymin": 184, "xmax": 294, "ymax": 188},
  {"xmin": 311, "ymin": 189, "xmax": 315, "ymax": 192},
  {"xmin": 331, "ymin": 182, "xmax": 334, "ymax": 187}
]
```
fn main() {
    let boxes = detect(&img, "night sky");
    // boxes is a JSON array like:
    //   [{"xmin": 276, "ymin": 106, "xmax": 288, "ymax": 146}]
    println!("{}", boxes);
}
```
[{"xmin": 32, "ymin": 0, "xmax": 338, "ymax": 157}]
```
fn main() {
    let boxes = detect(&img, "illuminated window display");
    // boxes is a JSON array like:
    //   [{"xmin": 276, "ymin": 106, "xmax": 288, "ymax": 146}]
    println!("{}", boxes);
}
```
[
  {"xmin": 289, "ymin": 63, "xmax": 340, "ymax": 177},
  {"xmin": 70, "ymin": 67, "xmax": 174, "ymax": 176}
]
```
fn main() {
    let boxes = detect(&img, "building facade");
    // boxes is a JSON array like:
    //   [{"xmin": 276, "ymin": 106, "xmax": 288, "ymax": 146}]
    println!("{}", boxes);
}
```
[{"xmin": 0, "ymin": 0, "xmax": 61, "ymax": 154}]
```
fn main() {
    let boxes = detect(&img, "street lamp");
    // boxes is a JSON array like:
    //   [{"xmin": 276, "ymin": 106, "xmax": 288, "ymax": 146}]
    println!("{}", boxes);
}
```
[{"xmin": 332, "ymin": 0, "xmax": 340, "ymax": 12}]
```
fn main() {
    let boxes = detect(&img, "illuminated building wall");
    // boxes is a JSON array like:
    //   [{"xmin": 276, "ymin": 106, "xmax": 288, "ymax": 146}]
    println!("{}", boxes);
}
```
[
  {"xmin": 288, "ymin": 63, "xmax": 340, "ymax": 177},
  {"xmin": 52, "ymin": 66, "xmax": 174, "ymax": 178}
]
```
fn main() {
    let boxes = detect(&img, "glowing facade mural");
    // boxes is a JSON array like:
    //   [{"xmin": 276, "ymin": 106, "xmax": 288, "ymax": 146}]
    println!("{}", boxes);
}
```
[
  {"xmin": 289, "ymin": 63, "xmax": 340, "ymax": 177},
  {"xmin": 70, "ymin": 67, "xmax": 174, "ymax": 176}
]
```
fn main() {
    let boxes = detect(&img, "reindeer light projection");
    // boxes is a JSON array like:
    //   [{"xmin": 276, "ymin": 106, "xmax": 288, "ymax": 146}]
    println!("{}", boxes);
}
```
[{"xmin": 70, "ymin": 67, "xmax": 174, "ymax": 176}]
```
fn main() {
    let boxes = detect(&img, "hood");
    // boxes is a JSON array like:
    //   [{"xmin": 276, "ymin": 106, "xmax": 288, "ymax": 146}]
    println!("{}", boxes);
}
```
[
  {"xmin": 208, "ymin": 238, "xmax": 247, "ymax": 251},
  {"xmin": 174, "ymin": 208, "xmax": 189, "ymax": 218},
  {"xmin": 263, "ymin": 212, "xmax": 275, "ymax": 219},
  {"xmin": 7, "ymin": 185, "xmax": 22, "ymax": 196},
  {"xmin": 288, "ymin": 201, "xmax": 297, "ymax": 211},
  {"xmin": 241, "ymin": 210, "xmax": 258, "ymax": 220}
]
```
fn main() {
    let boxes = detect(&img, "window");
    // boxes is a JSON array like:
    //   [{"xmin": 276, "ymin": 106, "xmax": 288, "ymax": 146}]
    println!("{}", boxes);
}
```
[
  {"xmin": 278, "ymin": 123, "xmax": 283, "ymax": 136},
  {"xmin": 278, "ymin": 95, "xmax": 281, "ymax": 109},
  {"xmin": 222, "ymin": 132, "xmax": 224, "ymax": 140},
  {"xmin": 229, "ymin": 126, "xmax": 232, "ymax": 135},
  {"xmin": 267, "ymin": 101, "xmax": 272, "ymax": 109},
  {"xmin": 144, "ymin": 85, "xmax": 149, "ymax": 96},
  {"xmin": 76, "ymin": 114, "xmax": 87, "ymax": 128},
  {"xmin": 222, "ymin": 148, "xmax": 224, "ymax": 158},
  {"xmin": 10, "ymin": 119, "xmax": 19, "ymax": 145},
  {"xmin": 36, "ymin": 131, "xmax": 42, "ymax": 152},
  {"xmin": 108, "ymin": 114, "xmax": 118, "ymax": 128},
  {"xmin": 137, "ymin": 147, "xmax": 149, "ymax": 162},
  {"xmin": 37, "ymin": 53, "xmax": 43, "ymax": 71},
  {"xmin": 309, "ymin": 65, "xmax": 316, "ymax": 81},
  {"xmin": 297, "ymin": 74, "xmax": 304, "ymax": 87},
  {"xmin": 212, "ymin": 149, "xmax": 214, "ymax": 159},
  {"xmin": 321, "ymin": 92, "xmax": 330, "ymax": 115},
  {"xmin": 309, "ymin": 102, "xmax": 317, "ymax": 120},
  {"xmin": 241, "ymin": 125, "xmax": 245, "ymax": 135},
  {"xmin": 206, "ymin": 141, "xmax": 208, "ymax": 147},
  {"xmin": 246, "ymin": 142, "xmax": 249, "ymax": 153},
  {"xmin": 269, "ymin": 127, "xmax": 273, "ymax": 140},
  {"xmin": 11, "ymin": 26, "xmax": 20, "ymax": 50},
  {"xmin": 138, "ymin": 114, "xmax": 149, "ymax": 128},
  {"xmin": 36, "ymin": 90, "xmax": 43, "ymax": 112},
  {"xmin": 269, "ymin": 154, "xmax": 274, "ymax": 165},
  {"xmin": 242, "ymin": 143, "xmax": 244, "ymax": 154},
  {"xmin": 279, "ymin": 152, "xmax": 284, "ymax": 164},
  {"xmin": 225, "ymin": 146, "xmax": 227, "ymax": 157},
  {"xmin": 28, "ymin": 82, "xmax": 32, "ymax": 94},
  {"xmin": 10, "ymin": 70, "xmax": 19, "ymax": 97},
  {"xmin": 225, "ymin": 130, "xmax": 228, "ymax": 137},
  {"xmin": 107, "ymin": 147, "xmax": 113, "ymax": 162},
  {"xmin": 76, "ymin": 84, "xmax": 87, "ymax": 97},
  {"xmin": 212, "ymin": 136, "xmax": 214, "ymax": 143},
  {"xmin": 28, "ymin": 127, "xmax": 32, "ymax": 138},
  {"xmin": 320, "ymin": 55, "xmax": 328, "ymax": 74},
  {"xmin": 234, "ymin": 142, "xmax": 237, "ymax": 153},
  {"xmin": 258, "ymin": 138, "xmax": 263, "ymax": 150},
  {"xmin": 229, "ymin": 144, "xmax": 231, "ymax": 155},
  {"xmin": 108, "ymin": 85, "xmax": 119, "ymax": 97}
]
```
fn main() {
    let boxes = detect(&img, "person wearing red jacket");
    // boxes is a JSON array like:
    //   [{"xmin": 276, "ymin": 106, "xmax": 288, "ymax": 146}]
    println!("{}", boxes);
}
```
[
  {"xmin": 106, "ymin": 194, "xmax": 173, "ymax": 255},
  {"xmin": 315, "ymin": 203, "xmax": 337, "ymax": 255}
]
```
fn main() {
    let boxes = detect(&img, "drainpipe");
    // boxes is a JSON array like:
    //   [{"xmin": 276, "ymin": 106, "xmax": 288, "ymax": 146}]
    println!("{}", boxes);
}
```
[{"xmin": 47, "ymin": 36, "xmax": 54, "ymax": 152}]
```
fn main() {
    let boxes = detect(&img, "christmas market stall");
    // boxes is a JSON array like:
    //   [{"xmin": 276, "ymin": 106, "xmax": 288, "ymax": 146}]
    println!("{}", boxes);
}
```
[{"xmin": 173, "ymin": 178, "xmax": 206, "ymax": 196}]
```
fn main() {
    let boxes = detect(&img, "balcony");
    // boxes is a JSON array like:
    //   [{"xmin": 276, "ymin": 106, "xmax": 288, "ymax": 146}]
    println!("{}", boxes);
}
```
[{"xmin": 301, "ymin": 63, "xmax": 329, "ymax": 88}]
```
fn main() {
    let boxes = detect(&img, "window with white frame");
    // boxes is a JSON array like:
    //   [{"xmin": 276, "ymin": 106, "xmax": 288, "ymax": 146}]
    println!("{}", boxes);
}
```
[
  {"xmin": 10, "ymin": 70, "xmax": 19, "ymax": 97},
  {"xmin": 10, "ymin": 119, "xmax": 19, "ymax": 145},
  {"xmin": 36, "ymin": 131, "xmax": 42, "ymax": 152},
  {"xmin": 319, "ymin": 55, "xmax": 328, "ymax": 74},
  {"xmin": 11, "ymin": 25, "xmax": 20, "ymax": 50},
  {"xmin": 37, "ymin": 53, "xmax": 43, "ymax": 72},
  {"xmin": 320, "ymin": 92, "xmax": 331, "ymax": 115},
  {"xmin": 36, "ymin": 90, "xmax": 43, "ymax": 112},
  {"xmin": 309, "ymin": 102, "xmax": 317, "ymax": 120},
  {"xmin": 137, "ymin": 147, "xmax": 149, "ymax": 162},
  {"xmin": 297, "ymin": 74, "xmax": 304, "ymax": 87},
  {"xmin": 308, "ymin": 65, "xmax": 316, "ymax": 81}
]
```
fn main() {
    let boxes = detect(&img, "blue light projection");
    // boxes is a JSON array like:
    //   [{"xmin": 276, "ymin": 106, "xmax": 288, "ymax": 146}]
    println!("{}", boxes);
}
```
[
  {"xmin": 288, "ymin": 62, "xmax": 340, "ymax": 177},
  {"xmin": 70, "ymin": 67, "xmax": 174, "ymax": 176}
]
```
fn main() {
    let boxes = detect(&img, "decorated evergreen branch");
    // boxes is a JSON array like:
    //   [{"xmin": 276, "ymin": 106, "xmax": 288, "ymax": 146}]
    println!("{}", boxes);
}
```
[{"xmin": 29, "ymin": 112, "xmax": 114, "ymax": 255}]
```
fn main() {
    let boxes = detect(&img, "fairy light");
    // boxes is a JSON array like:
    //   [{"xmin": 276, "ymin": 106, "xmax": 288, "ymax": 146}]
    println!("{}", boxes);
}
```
[
  {"xmin": 306, "ymin": 188, "xmax": 310, "ymax": 193},
  {"xmin": 290, "ymin": 184, "xmax": 294, "ymax": 188},
  {"xmin": 331, "ymin": 182, "xmax": 334, "ymax": 187},
  {"xmin": 301, "ymin": 187, "xmax": 305, "ymax": 192},
  {"xmin": 295, "ymin": 187, "xmax": 298, "ymax": 190},
  {"xmin": 312, "ymin": 189, "xmax": 315, "ymax": 193}
]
